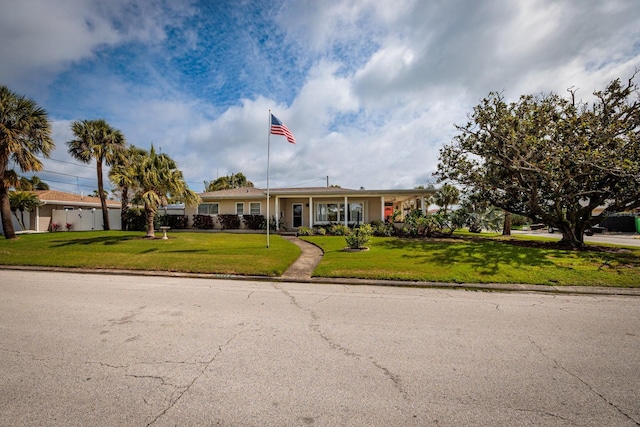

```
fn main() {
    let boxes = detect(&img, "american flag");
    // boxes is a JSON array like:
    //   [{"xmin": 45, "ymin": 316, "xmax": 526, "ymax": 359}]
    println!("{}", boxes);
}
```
[{"xmin": 270, "ymin": 114, "xmax": 296, "ymax": 144}]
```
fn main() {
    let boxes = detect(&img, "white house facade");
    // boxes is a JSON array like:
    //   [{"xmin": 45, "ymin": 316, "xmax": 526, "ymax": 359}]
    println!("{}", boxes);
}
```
[{"xmin": 188, "ymin": 186, "xmax": 435, "ymax": 231}]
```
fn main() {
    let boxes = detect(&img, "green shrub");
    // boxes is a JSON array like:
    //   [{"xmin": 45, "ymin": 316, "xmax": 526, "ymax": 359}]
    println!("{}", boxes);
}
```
[
  {"xmin": 297, "ymin": 226, "xmax": 314, "ymax": 236},
  {"xmin": 371, "ymin": 220, "xmax": 394, "ymax": 237},
  {"xmin": 269, "ymin": 216, "xmax": 286, "ymax": 231},
  {"xmin": 192, "ymin": 214, "xmax": 215, "ymax": 229},
  {"xmin": 125, "ymin": 208, "xmax": 146, "ymax": 231},
  {"xmin": 345, "ymin": 224, "xmax": 372, "ymax": 249},
  {"xmin": 243, "ymin": 214, "xmax": 265, "ymax": 230},
  {"xmin": 511, "ymin": 214, "xmax": 529, "ymax": 228},
  {"xmin": 218, "ymin": 214, "xmax": 241, "ymax": 230},
  {"xmin": 158, "ymin": 214, "xmax": 189, "ymax": 229},
  {"xmin": 330, "ymin": 224, "xmax": 350, "ymax": 236},
  {"xmin": 315, "ymin": 227, "xmax": 326, "ymax": 235}
]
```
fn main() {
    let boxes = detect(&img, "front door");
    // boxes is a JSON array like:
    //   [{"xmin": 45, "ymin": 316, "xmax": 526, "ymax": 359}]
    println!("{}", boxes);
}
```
[{"xmin": 293, "ymin": 204, "xmax": 303, "ymax": 228}]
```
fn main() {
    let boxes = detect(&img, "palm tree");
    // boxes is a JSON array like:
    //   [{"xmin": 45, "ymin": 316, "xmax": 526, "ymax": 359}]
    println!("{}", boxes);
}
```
[
  {"xmin": 9, "ymin": 191, "xmax": 41, "ymax": 230},
  {"xmin": 204, "ymin": 172, "xmax": 254, "ymax": 191},
  {"xmin": 0, "ymin": 86, "xmax": 54, "ymax": 239},
  {"xmin": 433, "ymin": 184, "xmax": 460, "ymax": 213},
  {"xmin": 134, "ymin": 146, "xmax": 200, "ymax": 238},
  {"xmin": 67, "ymin": 119, "xmax": 126, "ymax": 230},
  {"xmin": 109, "ymin": 145, "xmax": 146, "ymax": 231},
  {"xmin": 19, "ymin": 175, "xmax": 49, "ymax": 190}
]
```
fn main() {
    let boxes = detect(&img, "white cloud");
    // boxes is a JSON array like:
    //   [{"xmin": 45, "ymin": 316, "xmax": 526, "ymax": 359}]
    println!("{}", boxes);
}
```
[
  {"xmin": 0, "ymin": 0, "xmax": 195, "ymax": 93},
  {"xmin": 4, "ymin": 0, "xmax": 640, "ymax": 194}
]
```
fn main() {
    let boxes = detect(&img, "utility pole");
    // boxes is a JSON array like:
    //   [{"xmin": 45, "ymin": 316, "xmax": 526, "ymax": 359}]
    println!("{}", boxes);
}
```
[{"xmin": 326, "ymin": 176, "xmax": 329, "ymax": 187}]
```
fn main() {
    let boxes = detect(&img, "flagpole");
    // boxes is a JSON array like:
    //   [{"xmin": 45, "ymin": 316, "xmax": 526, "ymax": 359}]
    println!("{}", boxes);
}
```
[{"xmin": 266, "ymin": 110, "xmax": 271, "ymax": 248}]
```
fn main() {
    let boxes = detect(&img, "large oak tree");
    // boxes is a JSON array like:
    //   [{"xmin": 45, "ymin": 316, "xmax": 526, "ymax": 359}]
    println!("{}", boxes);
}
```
[{"xmin": 437, "ymin": 75, "xmax": 640, "ymax": 248}]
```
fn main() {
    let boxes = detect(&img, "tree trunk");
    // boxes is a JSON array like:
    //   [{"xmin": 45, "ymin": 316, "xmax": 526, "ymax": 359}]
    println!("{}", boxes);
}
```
[
  {"xmin": 502, "ymin": 212, "xmax": 511, "ymax": 236},
  {"xmin": 96, "ymin": 161, "xmax": 110, "ymax": 230},
  {"xmin": 145, "ymin": 204, "xmax": 155, "ymax": 238},
  {"xmin": 14, "ymin": 209, "xmax": 26, "ymax": 230},
  {"xmin": 0, "ymin": 186, "xmax": 16, "ymax": 239},
  {"xmin": 120, "ymin": 186, "xmax": 129, "ymax": 231},
  {"xmin": 558, "ymin": 224, "xmax": 584, "ymax": 249}
]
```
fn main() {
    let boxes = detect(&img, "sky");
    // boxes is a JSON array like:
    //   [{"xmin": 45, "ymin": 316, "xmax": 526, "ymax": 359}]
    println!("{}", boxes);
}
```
[{"xmin": 2, "ymin": 0, "xmax": 639, "ymax": 195}]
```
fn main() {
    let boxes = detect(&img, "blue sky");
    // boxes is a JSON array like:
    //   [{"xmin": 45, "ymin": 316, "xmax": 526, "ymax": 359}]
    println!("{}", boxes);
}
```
[{"xmin": 2, "ymin": 0, "xmax": 639, "ymax": 195}]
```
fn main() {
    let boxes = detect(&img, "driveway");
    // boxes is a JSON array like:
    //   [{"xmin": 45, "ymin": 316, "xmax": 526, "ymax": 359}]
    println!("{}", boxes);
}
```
[{"xmin": 1, "ymin": 271, "xmax": 639, "ymax": 426}]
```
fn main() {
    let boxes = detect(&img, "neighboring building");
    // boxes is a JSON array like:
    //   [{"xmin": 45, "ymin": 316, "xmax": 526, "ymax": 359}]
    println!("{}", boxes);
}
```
[
  {"xmin": 188, "ymin": 186, "xmax": 435, "ymax": 231},
  {"xmin": 27, "ymin": 190, "xmax": 121, "ymax": 232}
]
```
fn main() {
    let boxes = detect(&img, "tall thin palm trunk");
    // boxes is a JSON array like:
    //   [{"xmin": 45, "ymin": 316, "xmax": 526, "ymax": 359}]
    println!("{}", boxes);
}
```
[
  {"xmin": 120, "ymin": 187, "xmax": 130, "ymax": 230},
  {"xmin": 96, "ymin": 161, "xmax": 109, "ymax": 230},
  {"xmin": 145, "ymin": 204, "xmax": 156, "ymax": 238},
  {"xmin": 0, "ymin": 187, "xmax": 13, "ymax": 238}
]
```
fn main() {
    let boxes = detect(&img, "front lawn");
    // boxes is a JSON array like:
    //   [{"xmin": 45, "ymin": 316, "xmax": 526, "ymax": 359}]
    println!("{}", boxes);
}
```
[
  {"xmin": 301, "ymin": 235, "xmax": 640, "ymax": 287},
  {"xmin": 0, "ymin": 231, "xmax": 300, "ymax": 277},
  {"xmin": 2, "ymin": 231, "xmax": 639, "ymax": 287}
]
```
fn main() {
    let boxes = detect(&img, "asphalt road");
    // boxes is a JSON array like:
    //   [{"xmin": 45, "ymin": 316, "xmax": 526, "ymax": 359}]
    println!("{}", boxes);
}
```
[{"xmin": 1, "ymin": 271, "xmax": 639, "ymax": 426}]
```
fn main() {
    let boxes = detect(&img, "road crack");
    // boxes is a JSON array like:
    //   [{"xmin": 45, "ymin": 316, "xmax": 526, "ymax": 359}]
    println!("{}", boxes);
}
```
[
  {"xmin": 273, "ymin": 284, "xmax": 408, "ymax": 401},
  {"xmin": 146, "ymin": 332, "xmax": 244, "ymax": 426},
  {"xmin": 529, "ymin": 338, "xmax": 640, "ymax": 426},
  {"xmin": 506, "ymin": 406, "xmax": 579, "ymax": 425}
]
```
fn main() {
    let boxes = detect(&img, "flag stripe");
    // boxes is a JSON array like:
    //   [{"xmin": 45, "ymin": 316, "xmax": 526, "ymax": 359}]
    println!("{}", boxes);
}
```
[{"xmin": 270, "ymin": 114, "xmax": 296, "ymax": 144}]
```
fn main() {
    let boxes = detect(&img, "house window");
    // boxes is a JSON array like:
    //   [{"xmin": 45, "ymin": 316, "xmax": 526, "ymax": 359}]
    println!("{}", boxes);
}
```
[
  {"xmin": 250, "ymin": 202, "xmax": 261, "ymax": 215},
  {"xmin": 315, "ymin": 201, "xmax": 366, "ymax": 223},
  {"xmin": 348, "ymin": 202, "xmax": 364, "ymax": 223},
  {"xmin": 236, "ymin": 202, "xmax": 244, "ymax": 215},
  {"xmin": 197, "ymin": 203, "xmax": 219, "ymax": 215},
  {"xmin": 315, "ymin": 203, "xmax": 341, "ymax": 222}
]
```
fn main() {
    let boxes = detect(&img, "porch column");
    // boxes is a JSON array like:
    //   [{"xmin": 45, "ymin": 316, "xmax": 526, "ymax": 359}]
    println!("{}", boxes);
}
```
[
  {"xmin": 308, "ymin": 197, "xmax": 313, "ymax": 228},
  {"xmin": 275, "ymin": 197, "xmax": 279, "ymax": 231},
  {"xmin": 421, "ymin": 196, "xmax": 426, "ymax": 215},
  {"xmin": 381, "ymin": 196, "xmax": 385, "ymax": 222},
  {"xmin": 35, "ymin": 205, "xmax": 40, "ymax": 232},
  {"xmin": 344, "ymin": 196, "xmax": 348, "ymax": 227}
]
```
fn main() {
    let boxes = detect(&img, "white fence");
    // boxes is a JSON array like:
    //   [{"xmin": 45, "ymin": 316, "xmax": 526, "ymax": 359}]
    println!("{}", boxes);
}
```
[{"xmin": 51, "ymin": 209, "xmax": 121, "ymax": 231}]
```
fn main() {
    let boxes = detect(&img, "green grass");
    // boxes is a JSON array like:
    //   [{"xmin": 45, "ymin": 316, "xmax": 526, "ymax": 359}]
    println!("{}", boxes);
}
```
[
  {"xmin": 2, "ymin": 230, "xmax": 639, "ymax": 287},
  {"xmin": 0, "ymin": 231, "xmax": 300, "ymax": 277},
  {"xmin": 301, "ymin": 235, "xmax": 640, "ymax": 287}
]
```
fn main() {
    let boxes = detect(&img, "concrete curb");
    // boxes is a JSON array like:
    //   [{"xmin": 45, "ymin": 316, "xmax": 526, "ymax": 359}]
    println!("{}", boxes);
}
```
[{"xmin": 2, "ymin": 265, "xmax": 639, "ymax": 297}]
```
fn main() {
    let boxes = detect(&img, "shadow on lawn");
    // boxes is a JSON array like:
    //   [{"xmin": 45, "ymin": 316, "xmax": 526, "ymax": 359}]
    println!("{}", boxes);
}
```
[
  {"xmin": 376, "ymin": 238, "xmax": 558, "ymax": 276},
  {"xmin": 50, "ymin": 235, "xmax": 139, "ymax": 247}
]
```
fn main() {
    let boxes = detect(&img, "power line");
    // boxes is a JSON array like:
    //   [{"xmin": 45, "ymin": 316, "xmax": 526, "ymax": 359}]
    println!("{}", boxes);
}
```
[
  {"xmin": 36, "ymin": 154, "xmax": 94, "ymax": 169},
  {"xmin": 37, "ymin": 169, "xmax": 95, "ymax": 180},
  {"xmin": 23, "ymin": 169, "xmax": 114, "ymax": 192},
  {"xmin": 31, "ymin": 176, "xmax": 102, "ymax": 190}
]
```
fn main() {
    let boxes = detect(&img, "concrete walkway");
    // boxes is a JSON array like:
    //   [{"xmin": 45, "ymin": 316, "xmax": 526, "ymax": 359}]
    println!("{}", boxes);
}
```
[{"xmin": 280, "ymin": 236, "xmax": 324, "ymax": 280}]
